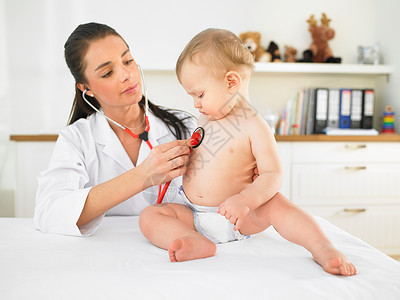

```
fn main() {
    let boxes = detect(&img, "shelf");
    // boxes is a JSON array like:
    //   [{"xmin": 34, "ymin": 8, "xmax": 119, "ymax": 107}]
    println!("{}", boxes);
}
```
[
  {"xmin": 275, "ymin": 134, "xmax": 400, "ymax": 142},
  {"xmin": 10, "ymin": 135, "xmax": 58, "ymax": 142},
  {"xmin": 253, "ymin": 63, "xmax": 393, "ymax": 75},
  {"xmin": 142, "ymin": 62, "xmax": 394, "ymax": 76},
  {"xmin": 10, "ymin": 134, "xmax": 400, "ymax": 142}
]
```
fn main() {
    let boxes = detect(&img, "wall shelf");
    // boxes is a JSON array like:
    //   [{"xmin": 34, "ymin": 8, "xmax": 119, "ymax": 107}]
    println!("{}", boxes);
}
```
[
  {"xmin": 10, "ymin": 134, "xmax": 400, "ymax": 142},
  {"xmin": 253, "ymin": 62, "xmax": 393, "ymax": 75},
  {"xmin": 275, "ymin": 134, "xmax": 400, "ymax": 142},
  {"xmin": 142, "ymin": 62, "xmax": 394, "ymax": 76}
]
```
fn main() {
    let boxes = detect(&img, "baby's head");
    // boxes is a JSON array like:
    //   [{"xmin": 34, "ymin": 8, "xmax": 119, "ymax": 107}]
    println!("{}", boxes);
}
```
[
  {"xmin": 176, "ymin": 29, "xmax": 255, "ymax": 120},
  {"xmin": 176, "ymin": 28, "xmax": 254, "ymax": 82}
]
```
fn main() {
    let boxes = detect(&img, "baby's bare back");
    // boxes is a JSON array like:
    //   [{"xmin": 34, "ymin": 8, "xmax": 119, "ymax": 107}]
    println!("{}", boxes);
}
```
[{"xmin": 183, "ymin": 114, "xmax": 257, "ymax": 207}]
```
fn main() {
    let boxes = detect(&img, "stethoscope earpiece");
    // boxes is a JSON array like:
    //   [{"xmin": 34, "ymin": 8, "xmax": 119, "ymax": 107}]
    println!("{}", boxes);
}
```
[{"xmin": 81, "ymin": 64, "xmax": 148, "ymax": 135}]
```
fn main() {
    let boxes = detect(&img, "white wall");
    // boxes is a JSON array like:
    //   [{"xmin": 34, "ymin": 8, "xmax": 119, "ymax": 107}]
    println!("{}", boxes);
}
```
[
  {"xmin": 375, "ymin": 0, "xmax": 400, "ymax": 128},
  {"xmin": 3, "ymin": 0, "xmax": 383, "ymax": 134},
  {"xmin": 1, "ymin": 0, "xmax": 399, "ymax": 216},
  {"xmin": 0, "ymin": 0, "xmax": 14, "ymax": 216}
]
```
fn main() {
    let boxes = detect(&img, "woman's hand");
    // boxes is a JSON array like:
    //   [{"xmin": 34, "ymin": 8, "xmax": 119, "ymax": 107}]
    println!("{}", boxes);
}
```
[{"xmin": 139, "ymin": 139, "xmax": 192, "ymax": 188}]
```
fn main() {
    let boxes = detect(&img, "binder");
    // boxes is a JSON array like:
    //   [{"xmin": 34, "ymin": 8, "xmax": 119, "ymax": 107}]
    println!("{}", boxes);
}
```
[
  {"xmin": 350, "ymin": 89, "xmax": 363, "ymax": 129},
  {"xmin": 305, "ymin": 88, "xmax": 316, "ymax": 134},
  {"xmin": 327, "ymin": 89, "xmax": 340, "ymax": 128},
  {"xmin": 300, "ymin": 89, "xmax": 308, "ymax": 134},
  {"xmin": 313, "ymin": 88, "xmax": 328, "ymax": 134},
  {"xmin": 339, "ymin": 89, "xmax": 351, "ymax": 128},
  {"xmin": 361, "ymin": 89, "xmax": 375, "ymax": 129}
]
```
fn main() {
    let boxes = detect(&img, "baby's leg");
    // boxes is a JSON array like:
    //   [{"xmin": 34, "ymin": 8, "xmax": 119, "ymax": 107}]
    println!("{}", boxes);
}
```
[
  {"xmin": 139, "ymin": 203, "xmax": 216, "ymax": 262},
  {"xmin": 240, "ymin": 193, "xmax": 357, "ymax": 276}
]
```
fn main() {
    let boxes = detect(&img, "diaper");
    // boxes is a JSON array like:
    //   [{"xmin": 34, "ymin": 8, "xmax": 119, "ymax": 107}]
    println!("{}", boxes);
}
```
[{"xmin": 179, "ymin": 187, "xmax": 250, "ymax": 244}]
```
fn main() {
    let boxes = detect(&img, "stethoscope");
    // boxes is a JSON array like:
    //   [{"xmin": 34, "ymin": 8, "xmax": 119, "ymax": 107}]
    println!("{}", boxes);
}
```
[{"xmin": 82, "ymin": 65, "xmax": 204, "ymax": 204}]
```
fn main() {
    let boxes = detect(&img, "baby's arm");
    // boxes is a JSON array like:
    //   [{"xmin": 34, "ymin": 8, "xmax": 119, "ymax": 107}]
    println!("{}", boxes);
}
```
[
  {"xmin": 218, "ymin": 118, "xmax": 282, "ymax": 229},
  {"xmin": 240, "ymin": 118, "xmax": 283, "ymax": 208}
]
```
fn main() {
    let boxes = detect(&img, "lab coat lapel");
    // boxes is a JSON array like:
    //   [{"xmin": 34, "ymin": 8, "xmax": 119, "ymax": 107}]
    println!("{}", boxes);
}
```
[
  {"xmin": 92, "ymin": 112, "xmax": 134, "ymax": 171},
  {"xmin": 92, "ymin": 111, "xmax": 171, "ymax": 171}
]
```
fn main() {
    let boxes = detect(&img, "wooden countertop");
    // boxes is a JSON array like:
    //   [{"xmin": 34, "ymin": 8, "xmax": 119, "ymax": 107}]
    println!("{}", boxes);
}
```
[{"xmin": 9, "ymin": 134, "xmax": 400, "ymax": 142}]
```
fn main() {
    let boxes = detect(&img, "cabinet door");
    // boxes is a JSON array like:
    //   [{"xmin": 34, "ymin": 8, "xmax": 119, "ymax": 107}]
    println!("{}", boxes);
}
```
[
  {"xmin": 292, "ymin": 142, "xmax": 400, "ymax": 163},
  {"xmin": 15, "ymin": 142, "xmax": 55, "ymax": 217},
  {"xmin": 292, "ymin": 163, "xmax": 400, "ymax": 205},
  {"xmin": 303, "ymin": 205, "xmax": 400, "ymax": 255}
]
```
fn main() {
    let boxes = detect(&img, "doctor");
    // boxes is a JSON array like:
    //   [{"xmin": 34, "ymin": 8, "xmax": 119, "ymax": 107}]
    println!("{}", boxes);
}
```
[{"xmin": 34, "ymin": 22, "xmax": 195, "ymax": 236}]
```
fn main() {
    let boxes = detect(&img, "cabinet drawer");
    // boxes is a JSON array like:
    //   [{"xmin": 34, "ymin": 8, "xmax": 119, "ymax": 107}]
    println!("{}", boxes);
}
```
[
  {"xmin": 302, "ymin": 205, "xmax": 400, "ymax": 254},
  {"xmin": 292, "ymin": 163, "xmax": 400, "ymax": 205},
  {"xmin": 292, "ymin": 142, "xmax": 400, "ymax": 163}
]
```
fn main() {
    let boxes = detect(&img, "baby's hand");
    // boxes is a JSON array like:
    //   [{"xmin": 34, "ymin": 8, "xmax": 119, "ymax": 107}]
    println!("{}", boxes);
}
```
[{"xmin": 218, "ymin": 194, "xmax": 250, "ymax": 231}]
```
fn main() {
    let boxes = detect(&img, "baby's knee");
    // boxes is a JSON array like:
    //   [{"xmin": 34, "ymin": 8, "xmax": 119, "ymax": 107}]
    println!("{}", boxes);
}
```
[
  {"xmin": 139, "ymin": 205, "xmax": 160, "ymax": 229},
  {"xmin": 140, "ymin": 204, "xmax": 176, "ymax": 225}
]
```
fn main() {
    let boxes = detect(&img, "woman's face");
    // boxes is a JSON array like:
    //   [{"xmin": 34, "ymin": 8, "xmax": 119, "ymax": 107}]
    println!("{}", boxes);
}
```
[{"xmin": 82, "ymin": 35, "xmax": 143, "ymax": 112}]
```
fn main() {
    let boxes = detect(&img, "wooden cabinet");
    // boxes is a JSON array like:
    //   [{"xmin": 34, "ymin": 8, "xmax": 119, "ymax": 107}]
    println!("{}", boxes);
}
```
[{"xmin": 276, "ymin": 138, "xmax": 400, "ymax": 255}]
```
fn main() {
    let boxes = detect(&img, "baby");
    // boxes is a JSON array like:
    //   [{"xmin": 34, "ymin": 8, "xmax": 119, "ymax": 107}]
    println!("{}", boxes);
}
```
[{"xmin": 139, "ymin": 28, "xmax": 356, "ymax": 276}]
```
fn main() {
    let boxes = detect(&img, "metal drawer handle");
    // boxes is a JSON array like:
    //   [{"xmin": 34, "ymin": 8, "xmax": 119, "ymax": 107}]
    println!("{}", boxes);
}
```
[
  {"xmin": 345, "ymin": 144, "xmax": 367, "ymax": 150},
  {"xmin": 344, "ymin": 166, "xmax": 367, "ymax": 171},
  {"xmin": 343, "ymin": 208, "xmax": 366, "ymax": 213}
]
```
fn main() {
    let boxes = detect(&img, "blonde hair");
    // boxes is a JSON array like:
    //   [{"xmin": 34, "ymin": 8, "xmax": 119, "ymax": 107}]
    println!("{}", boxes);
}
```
[{"xmin": 176, "ymin": 28, "xmax": 254, "ymax": 81}]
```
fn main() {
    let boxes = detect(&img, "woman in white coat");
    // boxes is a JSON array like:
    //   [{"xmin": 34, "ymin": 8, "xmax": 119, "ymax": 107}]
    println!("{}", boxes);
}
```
[{"xmin": 34, "ymin": 23, "xmax": 196, "ymax": 236}]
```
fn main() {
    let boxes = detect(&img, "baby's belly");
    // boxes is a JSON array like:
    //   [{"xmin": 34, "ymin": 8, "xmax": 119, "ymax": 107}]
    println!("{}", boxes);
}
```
[{"xmin": 182, "ymin": 158, "xmax": 255, "ymax": 207}]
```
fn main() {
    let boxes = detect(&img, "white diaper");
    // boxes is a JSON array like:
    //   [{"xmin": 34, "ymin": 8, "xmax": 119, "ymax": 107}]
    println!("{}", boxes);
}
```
[{"xmin": 179, "ymin": 187, "xmax": 250, "ymax": 244}]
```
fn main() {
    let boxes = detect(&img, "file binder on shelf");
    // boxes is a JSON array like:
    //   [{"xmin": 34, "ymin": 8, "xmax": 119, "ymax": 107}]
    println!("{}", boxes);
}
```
[
  {"xmin": 350, "ymin": 89, "xmax": 363, "ymax": 129},
  {"xmin": 305, "ymin": 88, "xmax": 316, "ymax": 135},
  {"xmin": 279, "ymin": 87, "xmax": 376, "ymax": 136},
  {"xmin": 362, "ymin": 89, "xmax": 375, "ymax": 129},
  {"xmin": 313, "ymin": 88, "xmax": 328, "ymax": 134},
  {"xmin": 339, "ymin": 89, "xmax": 351, "ymax": 129},
  {"xmin": 327, "ymin": 89, "xmax": 340, "ymax": 128}
]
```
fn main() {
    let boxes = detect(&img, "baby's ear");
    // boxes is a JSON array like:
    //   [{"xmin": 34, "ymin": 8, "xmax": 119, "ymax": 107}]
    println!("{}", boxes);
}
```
[{"xmin": 225, "ymin": 71, "xmax": 241, "ymax": 94}]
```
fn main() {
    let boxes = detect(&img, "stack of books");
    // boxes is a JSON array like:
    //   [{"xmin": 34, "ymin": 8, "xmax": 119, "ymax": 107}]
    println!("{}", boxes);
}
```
[{"xmin": 278, "ymin": 88, "xmax": 377, "ymax": 135}]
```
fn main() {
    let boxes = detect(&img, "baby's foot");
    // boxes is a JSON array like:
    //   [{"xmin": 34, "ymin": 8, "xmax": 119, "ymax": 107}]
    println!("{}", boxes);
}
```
[
  {"xmin": 312, "ymin": 243, "xmax": 357, "ymax": 276},
  {"xmin": 168, "ymin": 235, "xmax": 216, "ymax": 262}
]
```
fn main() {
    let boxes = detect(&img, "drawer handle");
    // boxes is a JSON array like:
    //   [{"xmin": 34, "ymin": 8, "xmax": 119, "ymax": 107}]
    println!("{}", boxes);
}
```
[
  {"xmin": 343, "ymin": 208, "xmax": 366, "ymax": 213},
  {"xmin": 344, "ymin": 166, "xmax": 367, "ymax": 171},
  {"xmin": 345, "ymin": 144, "xmax": 367, "ymax": 150}
]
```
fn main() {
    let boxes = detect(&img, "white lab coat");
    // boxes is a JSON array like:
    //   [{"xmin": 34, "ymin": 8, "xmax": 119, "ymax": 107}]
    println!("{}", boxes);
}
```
[{"xmin": 34, "ymin": 110, "xmax": 196, "ymax": 237}]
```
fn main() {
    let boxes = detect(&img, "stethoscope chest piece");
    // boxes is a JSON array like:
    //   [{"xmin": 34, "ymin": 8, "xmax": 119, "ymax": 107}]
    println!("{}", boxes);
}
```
[
  {"xmin": 139, "ymin": 131, "xmax": 149, "ymax": 141},
  {"xmin": 191, "ymin": 127, "xmax": 205, "ymax": 148}
]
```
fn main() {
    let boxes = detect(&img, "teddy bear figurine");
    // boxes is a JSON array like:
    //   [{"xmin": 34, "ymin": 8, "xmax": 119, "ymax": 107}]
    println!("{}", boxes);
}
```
[
  {"xmin": 266, "ymin": 41, "xmax": 281, "ymax": 62},
  {"xmin": 239, "ymin": 31, "xmax": 272, "ymax": 62},
  {"xmin": 306, "ymin": 13, "xmax": 341, "ymax": 63},
  {"xmin": 284, "ymin": 46, "xmax": 297, "ymax": 62}
]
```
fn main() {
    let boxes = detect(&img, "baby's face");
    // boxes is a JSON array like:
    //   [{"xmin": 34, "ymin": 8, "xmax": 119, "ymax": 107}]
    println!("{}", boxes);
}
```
[{"xmin": 179, "ymin": 60, "xmax": 237, "ymax": 121}]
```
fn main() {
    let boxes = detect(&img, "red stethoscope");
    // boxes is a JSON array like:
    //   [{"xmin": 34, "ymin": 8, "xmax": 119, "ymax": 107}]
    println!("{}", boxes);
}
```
[{"xmin": 82, "ymin": 65, "xmax": 204, "ymax": 204}]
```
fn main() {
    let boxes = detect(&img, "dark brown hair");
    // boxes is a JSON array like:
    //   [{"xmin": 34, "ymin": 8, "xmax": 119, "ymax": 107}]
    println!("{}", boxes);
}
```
[{"xmin": 64, "ymin": 22, "xmax": 190, "ymax": 139}]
